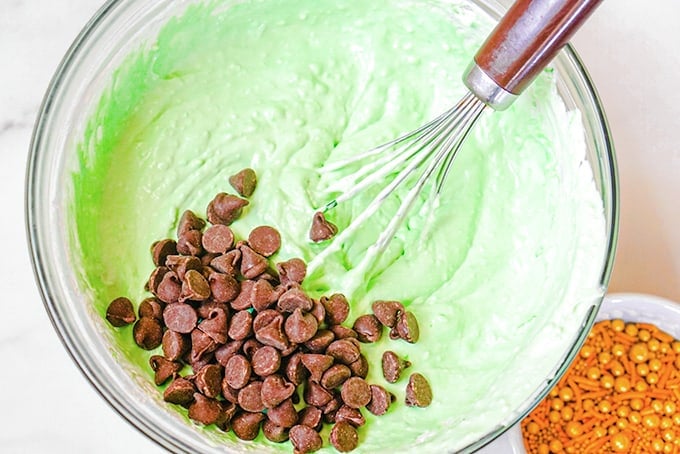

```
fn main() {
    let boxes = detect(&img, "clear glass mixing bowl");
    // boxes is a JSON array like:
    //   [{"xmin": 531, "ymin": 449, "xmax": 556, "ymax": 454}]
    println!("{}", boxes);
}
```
[{"xmin": 26, "ymin": 0, "xmax": 618, "ymax": 452}]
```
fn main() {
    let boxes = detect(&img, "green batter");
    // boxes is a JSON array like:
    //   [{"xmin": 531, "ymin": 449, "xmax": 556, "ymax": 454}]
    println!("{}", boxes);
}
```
[{"xmin": 72, "ymin": 0, "xmax": 607, "ymax": 451}]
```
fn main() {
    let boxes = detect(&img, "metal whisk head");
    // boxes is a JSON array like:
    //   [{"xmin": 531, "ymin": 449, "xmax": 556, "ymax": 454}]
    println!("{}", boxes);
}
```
[{"xmin": 308, "ymin": 92, "xmax": 486, "ymax": 273}]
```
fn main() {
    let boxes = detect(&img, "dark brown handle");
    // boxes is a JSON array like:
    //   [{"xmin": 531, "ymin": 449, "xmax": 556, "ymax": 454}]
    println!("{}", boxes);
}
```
[{"xmin": 475, "ymin": 0, "xmax": 604, "ymax": 95}]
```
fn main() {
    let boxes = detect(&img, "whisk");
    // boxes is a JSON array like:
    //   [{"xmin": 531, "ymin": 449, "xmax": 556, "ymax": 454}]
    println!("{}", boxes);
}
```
[{"xmin": 308, "ymin": 0, "xmax": 604, "ymax": 271}]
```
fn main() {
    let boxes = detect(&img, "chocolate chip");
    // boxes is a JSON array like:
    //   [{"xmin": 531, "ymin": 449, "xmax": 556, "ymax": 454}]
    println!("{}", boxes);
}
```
[
  {"xmin": 163, "ymin": 303, "xmax": 197, "ymax": 334},
  {"xmin": 334, "ymin": 405, "xmax": 366, "ymax": 427},
  {"xmin": 162, "ymin": 330, "xmax": 190, "ymax": 361},
  {"xmin": 106, "ymin": 297, "xmax": 136, "ymax": 327},
  {"xmin": 395, "ymin": 311, "xmax": 420, "ymax": 343},
  {"xmin": 309, "ymin": 300, "xmax": 326, "ymax": 325},
  {"xmin": 201, "ymin": 252, "xmax": 219, "ymax": 267},
  {"xmin": 242, "ymin": 338, "xmax": 263, "ymax": 359},
  {"xmin": 238, "ymin": 381, "xmax": 265, "ymax": 412},
  {"xmin": 326, "ymin": 339, "xmax": 360, "ymax": 365},
  {"xmin": 163, "ymin": 377, "xmax": 196, "ymax": 406},
  {"xmin": 290, "ymin": 424, "xmax": 323, "ymax": 453},
  {"xmin": 263, "ymin": 420, "xmax": 289, "ymax": 443},
  {"xmin": 341, "ymin": 377, "xmax": 371, "ymax": 409},
  {"xmin": 188, "ymin": 393, "xmax": 222, "ymax": 425},
  {"xmin": 147, "ymin": 266, "xmax": 169, "ymax": 295},
  {"xmin": 303, "ymin": 329, "xmax": 335, "ymax": 353},
  {"xmin": 348, "ymin": 354, "xmax": 369, "ymax": 379},
  {"xmin": 228, "ymin": 310, "xmax": 253, "ymax": 340},
  {"xmin": 285, "ymin": 353, "xmax": 308, "ymax": 386},
  {"xmin": 322, "ymin": 293, "xmax": 350, "ymax": 325},
  {"xmin": 280, "ymin": 342, "xmax": 299, "ymax": 357},
  {"xmin": 177, "ymin": 210, "xmax": 206, "ymax": 237},
  {"xmin": 300, "ymin": 354, "xmax": 334, "ymax": 383},
  {"xmin": 276, "ymin": 258, "xmax": 306, "ymax": 286},
  {"xmin": 304, "ymin": 381, "xmax": 334, "ymax": 407},
  {"xmin": 284, "ymin": 308, "xmax": 318, "ymax": 344},
  {"xmin": 352, "ymin": 314, "xmax": 383, "ymax": 343},
  {"xmin": 207, "ymin": 273, "xmax": 240, "ymax": 304},
  {"xmin": 330, "ymin": 420, "xmax": 359, "ymax": 452},
  {"xmin": 251, "ymin": 345, "xmax": 281, "ymax": 377},
  {"xmin": 190, "ymin": 352, "xmax": 215, "ymax": 374},
  {"xmin": 278, "ymin": 287, "xmax": 314, "ymax": 313},
  {"xmin": 207, "ymin": 193, "xmax": 249, "ymax": 226},
  {"xmin": 298, "ymin": 406, "xmax": 323, "ymax": 431},
  {"xmin": 366, "ymin": 384, "xmax": 394, "ymax": 416},
  {"xmin": 389, "ymin": 327, "xmax": 401, "ymax": 340},
  {"xmin": 405, "ymin": 373, "xmax": 432, "ymax": 407},
  {"xmin": 382, "ymin": 351, "xmax": 411, "ymax": 383},
  {"xmin": 270, "ymin": 285, "xmax": 287, "ymax": 304},
  {"xmin": 210, "ymin": 249, "xmax": 241, "ymax": 275},
  {"xmin": 239, "ymin": 244, "xmax": 268, "ymax": 279},
  {"xmin": 165, "ymin": 255, "xmax": 202, "ymax": 280},
  {"xmin": 196, "ymin": 300, "xmax": 229, "ymax": 319},
  {"xmin": 259, "ymin": 268, "xmax": 280, "ymax": 285},
  {"xmin": 216, "ymin": 401, "xmax": 238, "ymax": 432},
  {"xmin": 371, "ymin": 300, "xmax": 404, "ymax": 328},
  {"xmin": 248, "ymin": 226, "xmax": 281, "ymax": 257},
  {"xmin": 195, "ymin": 364, "xmax": 223, "ymax": 399},
  {"xmin": 149, "ymin": 355, "xmax": 182, "ymax": 386},
  {"xmin": 221, "ymin": 382, "xmax": 240, "ymax": 405},
  {"xmin": 215, "ymin": 340, "xmax": 243, "ymax": 366},
  {"xmin": 232, "ymin": 279, "xmax": 272, "ymax": 311},
  {"xmin": 200, "ymin": 225, "xmax": 233, "ymax": 255},
  {"xmin": 224, "ymin": 354, "xmax": 251, "ymax": 389},
  {"xmin": 267, "ymin": 398, "xmax": 299, "ymax": 428},
  {"xmin": 138, "ymin": 297, "xmax": 164, "ymax": 320},
  {"xmin": 198, "ymin": 307, "xmax": 229, "ymax": 344},
  {"xmin": 329, "ymin": 324, "xmax": 358, "ymax": 340},
  {"xmin": 262, "ymin": 419, "xmax": 289, "ymax": 443},
  {"xmin": 151, "ymin": 239, "xmax": 177, "ymax": 267},
  {"xmin": 190, "ymin": 328, "xmax": 217, "ymax": 363},
  {"xmin": 133, "ymin": 317, "xmax": 163, "ymax": 350},
  {"xmin": 231, "ymin": 412, "xmax": 265, "ymax": 440},
  {"xmin": 321, "ymin": 364, "xmax": 351, "ymax": 389},
  {"xmin": 180, "ymin": 269, "xmax": 211, "ymax": 302},
  {"xmin": 322, "ymin": 395, "xmax": 342, "ymax": 424},
  {"xmin": 261, "ymin": 374, "xmax": 296, "ymax": 408},
  {"xmin": 229, "ymin": 168, "xmax": 257, "ymax": 198},
  {"xmin": 156, "ymin": 271, "xmax": 182, "ymax": 304},
  {"xmin": 309, "ymin": 211, "xmax": 338, "ymax": 242},
  {"xmin": 254, "ymin": 310, "xmax": 289, "ymax": 351},
  {"xmin": 177, "ymin": 229, "xmax": 203, "ymax": 256}
]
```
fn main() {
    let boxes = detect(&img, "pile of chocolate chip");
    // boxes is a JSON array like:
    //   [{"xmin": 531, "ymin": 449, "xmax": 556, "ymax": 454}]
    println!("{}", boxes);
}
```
[{"xmin": 105, "ymin": 168, "xmax": 432, "ymax": 453}]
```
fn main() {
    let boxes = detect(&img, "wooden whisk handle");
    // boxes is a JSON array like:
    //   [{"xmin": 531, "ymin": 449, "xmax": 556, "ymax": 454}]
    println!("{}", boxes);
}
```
[{"xmin": 465, "ymin": 0, "xmax": 604, "ymax": 110}]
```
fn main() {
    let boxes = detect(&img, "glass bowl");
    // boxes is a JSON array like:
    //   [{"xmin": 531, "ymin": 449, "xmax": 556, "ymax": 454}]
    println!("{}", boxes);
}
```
[{"xmin": 26, "ymin": 0, "xmax": 618, "ymax": 452}]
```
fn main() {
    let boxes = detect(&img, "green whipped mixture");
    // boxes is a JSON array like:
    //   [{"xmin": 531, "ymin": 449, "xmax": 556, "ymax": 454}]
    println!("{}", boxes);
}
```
[{"xmin": 72, "ymin": 0, "xmax": 607, "ymax": 451}]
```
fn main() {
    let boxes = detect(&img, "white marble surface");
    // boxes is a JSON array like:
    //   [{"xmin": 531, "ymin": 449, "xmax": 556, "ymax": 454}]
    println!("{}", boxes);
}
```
[{"xmin": 1, "ymin": 0, "xmax": 678, "ymax": 453}]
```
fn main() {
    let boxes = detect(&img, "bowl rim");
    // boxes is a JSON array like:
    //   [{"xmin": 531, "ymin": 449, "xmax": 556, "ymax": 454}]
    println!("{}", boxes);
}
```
[{"xmin": 25, "ymin": 0, "xmax": 619, "ymax": 452}]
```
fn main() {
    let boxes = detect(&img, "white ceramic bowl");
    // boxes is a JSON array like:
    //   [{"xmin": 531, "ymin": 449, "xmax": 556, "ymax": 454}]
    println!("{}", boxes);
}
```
[{"xmin": 482, "ymin": 293, "xmax": 680, "ymax": 453}]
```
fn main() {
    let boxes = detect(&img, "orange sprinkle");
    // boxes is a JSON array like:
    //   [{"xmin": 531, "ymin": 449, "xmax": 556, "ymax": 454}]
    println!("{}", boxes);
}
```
[
  {"xmin": 654, "ymin": 331, "xmax": 674, "ymax": 344},
  {"xmin": 580, "ymin": 390, "xmax": 611, "ymax": 400},
  {"xmin": 521, "ymin": 320, "xmax": 680, "ymax": 454},
  {"xmin": 614, "ymin": 331, "xmax": 637, "ymax": 345},
  {"xmin": 613, "ymin": 391, "xmax": 647, "ymax": 402}
]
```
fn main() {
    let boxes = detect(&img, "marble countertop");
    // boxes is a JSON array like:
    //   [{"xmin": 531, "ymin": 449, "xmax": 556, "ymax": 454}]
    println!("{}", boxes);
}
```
[{"xmin": 1, "ymin": 0, "xmax": 678, "ymax": 452}]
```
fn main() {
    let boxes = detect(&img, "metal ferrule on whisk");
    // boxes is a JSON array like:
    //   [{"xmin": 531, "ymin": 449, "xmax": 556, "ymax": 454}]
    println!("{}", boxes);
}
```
[{"xmin": 463, "ymin": 63, "xmax": 518, "ymax": 111}]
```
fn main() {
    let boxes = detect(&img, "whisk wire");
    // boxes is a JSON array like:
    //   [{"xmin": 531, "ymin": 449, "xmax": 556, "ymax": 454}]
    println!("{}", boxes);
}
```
[
  {"xmin": 373, "ymin": 93, "xmax": 486, "ymax": 251},
  {"xmin": 321, "ymin": 105, "xmax": 458, "ymax": 206},
  {"xmin": 308, "ymin": 92, "xmax": 486, "ymax": 273}
]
